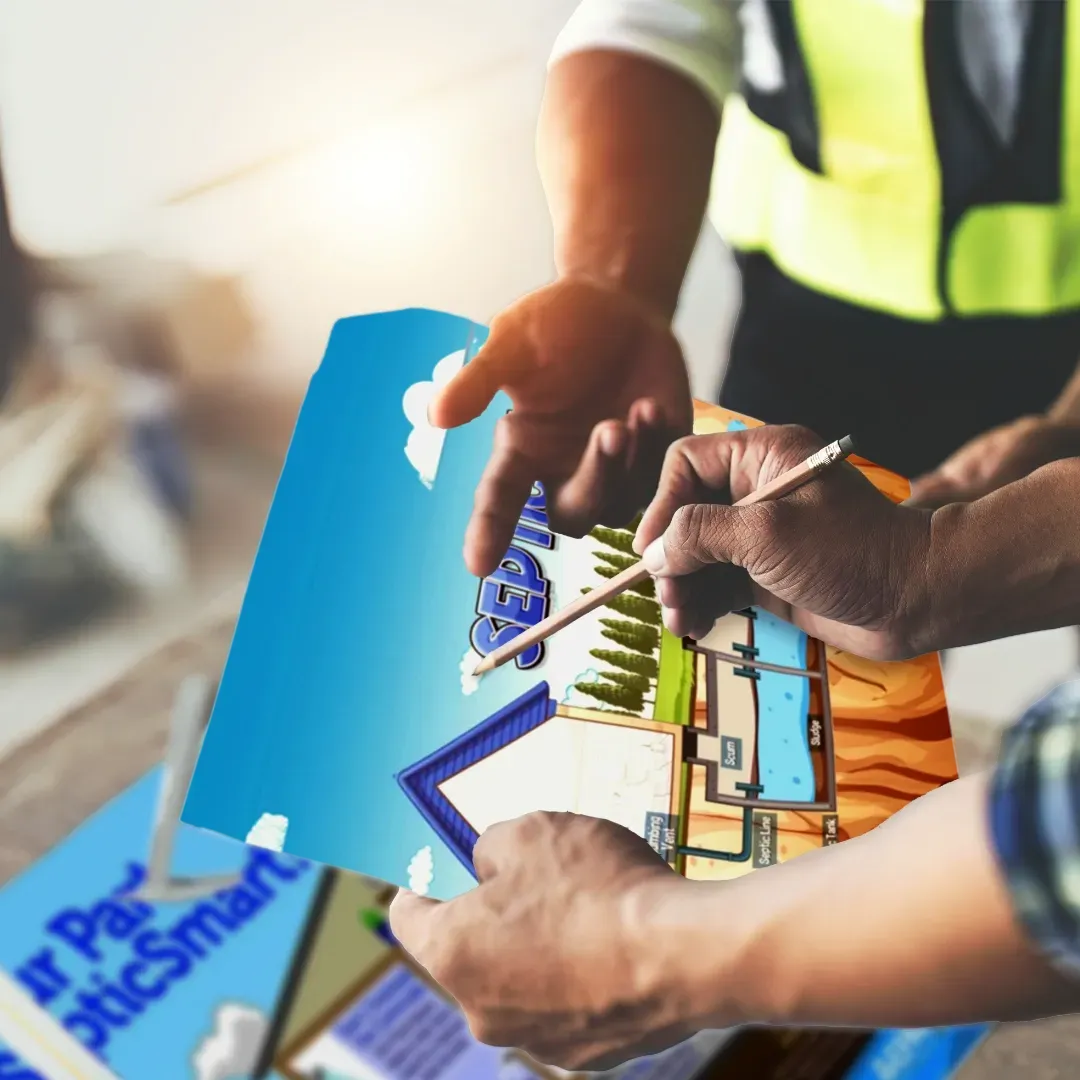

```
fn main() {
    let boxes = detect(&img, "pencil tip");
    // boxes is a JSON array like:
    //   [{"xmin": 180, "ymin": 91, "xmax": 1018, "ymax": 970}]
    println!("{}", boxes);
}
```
[{"xmin": 472, "ymin": 659, "xmax": 492, "ymax": 676}]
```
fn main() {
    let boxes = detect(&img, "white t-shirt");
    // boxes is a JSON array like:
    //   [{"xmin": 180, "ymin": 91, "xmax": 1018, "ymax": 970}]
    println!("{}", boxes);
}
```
[{"xmin": 549, "ymin": 0, "xmax": 1034, "ymax": 145}]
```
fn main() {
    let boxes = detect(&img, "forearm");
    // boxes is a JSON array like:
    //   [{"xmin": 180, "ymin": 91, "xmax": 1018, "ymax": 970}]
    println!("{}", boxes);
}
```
[
  {"xmin": 1046, "ymin": 358, "xmax": 1080, "ymax": 422},
  {"xmin": 912, "ymin": 456, "xmax": 1080, "ymax": 652},
  {"xmin": 675, "ymin": 774, "xmax": 1080, "ymax": 1030},
  {"xmin": 538, "ymin": 50, "xmax": 719, "ymax": 320}
]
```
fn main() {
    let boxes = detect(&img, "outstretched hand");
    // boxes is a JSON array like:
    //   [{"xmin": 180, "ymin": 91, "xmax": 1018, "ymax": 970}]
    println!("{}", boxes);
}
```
[
  {"xmin": 430, "ymin": 275, "xmax": 692, "ymax": 577},
  {"xmin": 906, "ymin": 416, "xmax": 1080, "ymax": 509}
]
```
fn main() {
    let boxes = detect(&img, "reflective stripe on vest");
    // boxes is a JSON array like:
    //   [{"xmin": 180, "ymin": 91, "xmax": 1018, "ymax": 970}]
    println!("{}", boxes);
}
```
[{"xmin": 709, "ymin": 0, "xmax": 1080, "ymax": 321}]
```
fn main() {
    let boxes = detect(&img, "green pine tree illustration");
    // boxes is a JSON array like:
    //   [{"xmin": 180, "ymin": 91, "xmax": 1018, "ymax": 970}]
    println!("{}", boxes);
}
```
[
  {"xmin": 595, "ymin": 564, "xmax": 655, "ymax": 598},
  {"xmin": 589, "ymin": 526, "xmax": 637, "ymax": 556},
  {"xmin": 601, "ymin": 670, "xmax": 651, "ymax": 693},
  {"xmin": 599, "ymin": 618, "xmax": 659, "ymax": 654},
  {"xmin": 589, "ymin": 648, "xmax": 659, "ymax": 679},
  {"xmin": 605, "ymin": 592, "xmax": 662, "ymax": 626},
  {"xmin": 594, "ymin": 549, "xmax": 638, "ymax": 572},
  {"xmin": 601, "ymin": 626, "xmax": 650, "ymax": 652},
  {"xmin": 575, "ymin": 681, "xmax": 644, "ymax": 713}
]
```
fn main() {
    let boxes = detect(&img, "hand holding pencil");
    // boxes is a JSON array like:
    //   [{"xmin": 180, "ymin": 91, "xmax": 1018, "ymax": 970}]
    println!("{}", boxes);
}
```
[
  {"xmin": 475, "ymin": 428, "xmax": 857, "ymax": 674},
  {"xmin": 474, "ymin": 423, "xmax": 936, "ymax": 667}
]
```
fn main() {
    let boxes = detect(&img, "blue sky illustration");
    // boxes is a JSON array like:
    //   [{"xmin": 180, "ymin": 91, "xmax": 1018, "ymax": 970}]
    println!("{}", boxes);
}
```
[{"xmin": 182, "ymin": 309, "xmax": 574, "ymax": 900}]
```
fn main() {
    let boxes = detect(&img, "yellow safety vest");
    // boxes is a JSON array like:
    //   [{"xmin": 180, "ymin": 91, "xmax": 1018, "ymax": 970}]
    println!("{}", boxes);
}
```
[{"xmin": 709, "ymin": 0, "xmax": 1080, "ymax": 321}]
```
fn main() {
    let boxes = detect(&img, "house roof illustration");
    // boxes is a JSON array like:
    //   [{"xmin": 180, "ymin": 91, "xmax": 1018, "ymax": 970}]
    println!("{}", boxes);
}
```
[{"xmin": 395, "ymin": 681, "xmax": 557, "ymax": 874}]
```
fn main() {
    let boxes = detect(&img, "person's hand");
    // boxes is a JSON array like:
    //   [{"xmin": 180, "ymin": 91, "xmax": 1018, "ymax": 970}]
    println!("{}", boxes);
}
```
[
  {"xmin": 907, "ymin": 416, "xmax": 1080, "ymax": 509},
  {"xmin": 389, "ymin": 812, "xmax": 713, "ymax": 1071},
  {"xmin": 429, "ymin": 275, "xmax": 692, "ymax": 577},
  {"xmin": 633, "ymin": 425, "xmax": 934, "ymax": 660}
]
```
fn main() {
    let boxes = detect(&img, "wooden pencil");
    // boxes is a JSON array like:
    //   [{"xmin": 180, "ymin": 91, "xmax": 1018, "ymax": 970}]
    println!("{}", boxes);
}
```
[{"xmin": 472, "ymin": 435, "xmax": 855, "ymax": 676}]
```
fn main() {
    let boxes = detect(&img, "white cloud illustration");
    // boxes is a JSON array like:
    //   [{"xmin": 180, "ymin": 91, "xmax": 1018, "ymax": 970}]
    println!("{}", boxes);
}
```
[
  {"xmin": 460, "ymin": 648, "xmax": 483, "ymax": 696},
  {"xmin": 245, "ymin": 812, "xmax": 289, "ymax": 852},
  {"xmin": 403, "ymin": 349, "xmax": 467, "ymax": 488},
  {"xmin": 192, "ymin": 1003, "xmax": 268, "ymax": 1080},
  {"xmin": 407, "ymin": 846, "xmax": 434, "ymax": 896},
  {"xmin": 561, "ymin": 668, "xmax": 601, "ymax": 706}
]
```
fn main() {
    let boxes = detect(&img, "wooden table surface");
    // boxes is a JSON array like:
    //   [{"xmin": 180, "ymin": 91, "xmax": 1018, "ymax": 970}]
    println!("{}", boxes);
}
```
[{"xmin": 0, "ymin": 617, "xmax": 1077, "ymax": 1079}]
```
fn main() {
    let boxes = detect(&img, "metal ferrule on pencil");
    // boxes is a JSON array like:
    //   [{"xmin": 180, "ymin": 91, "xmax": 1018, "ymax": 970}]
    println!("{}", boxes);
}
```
[{"xmin": 806, "ymin": 435, "xmax": 856, "ymax": 473}]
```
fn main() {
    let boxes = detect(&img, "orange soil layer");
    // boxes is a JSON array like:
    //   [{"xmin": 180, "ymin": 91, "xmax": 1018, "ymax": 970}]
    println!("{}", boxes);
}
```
[{"xmin": 681, "ymin": 403, "xmax": 952, "ymax": 881}]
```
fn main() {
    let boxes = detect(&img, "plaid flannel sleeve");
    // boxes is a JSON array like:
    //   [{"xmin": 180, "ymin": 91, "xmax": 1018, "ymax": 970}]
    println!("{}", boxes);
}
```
[{"xmin": 989, "ymin": 677, "xmax": 1080, "ymax": 977}]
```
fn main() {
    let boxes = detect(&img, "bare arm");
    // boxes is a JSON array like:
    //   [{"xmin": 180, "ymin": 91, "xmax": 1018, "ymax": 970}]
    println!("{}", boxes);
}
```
[
  {"xmin": 915, "ymin": 456, "xmax": 1080, "ymax": 652},
  {"xmin": 661, "ymin": 772, "xmax": 1080, "ymax": 1032},
  {"xmin": 539, "ymin": 49, "xmax": 719, "ymax": 320},
  {"xmin": 392, "ymin": 743, "xmax": 1080, "ymax": 1067},
  {"xmin": 540, "ymin": 0, "xmax": 743, "ymax": 319}
]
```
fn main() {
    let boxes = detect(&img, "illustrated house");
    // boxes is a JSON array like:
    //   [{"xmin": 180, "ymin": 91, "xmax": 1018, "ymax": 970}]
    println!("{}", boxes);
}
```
[
  {"xmin": 396, "ymin": 604, "xmax": 840, "ymax": 878},
  {"xmin": 684, "ymin": 608, "xmax": 837, "ymax": 813},
  {"xmin": 396, "ymin": 682, "xmax": 686, "ymax": 873}
]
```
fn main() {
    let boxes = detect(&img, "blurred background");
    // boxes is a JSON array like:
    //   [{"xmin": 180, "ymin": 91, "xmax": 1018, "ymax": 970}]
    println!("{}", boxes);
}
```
[{"xmin": 0, "ymin": 0, "xmax": 1074, "ymax": 774}]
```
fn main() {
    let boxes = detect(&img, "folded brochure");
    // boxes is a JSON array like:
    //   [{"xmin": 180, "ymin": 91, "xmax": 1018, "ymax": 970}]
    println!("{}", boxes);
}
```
[{"xmin": 181, "ymin": 308, "xmax": 962, "ymax": 907}]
